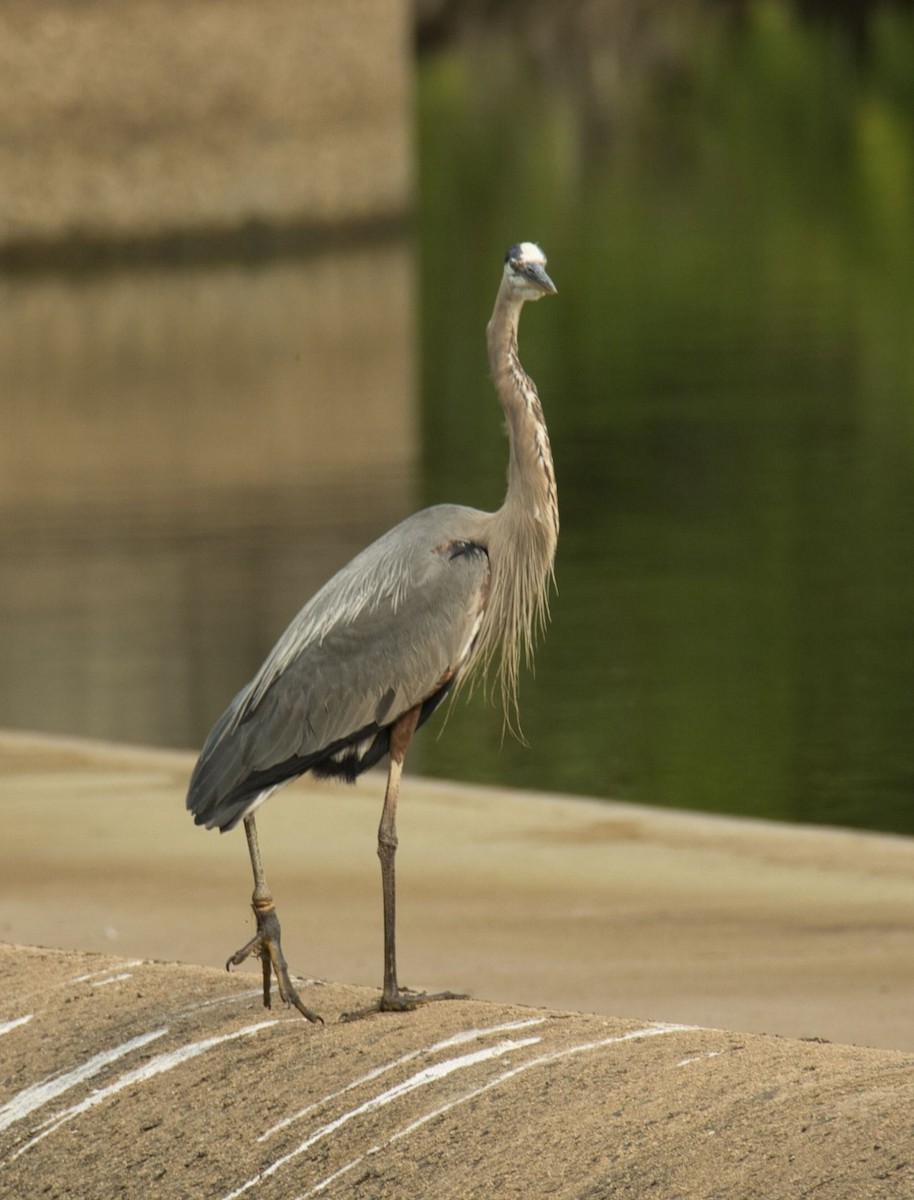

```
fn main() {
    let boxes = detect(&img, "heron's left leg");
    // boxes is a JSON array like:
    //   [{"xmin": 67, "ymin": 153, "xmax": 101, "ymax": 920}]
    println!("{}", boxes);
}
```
[{"xmin": 227, "ymin": 813, "xmax": 322, "ymax": 1023}]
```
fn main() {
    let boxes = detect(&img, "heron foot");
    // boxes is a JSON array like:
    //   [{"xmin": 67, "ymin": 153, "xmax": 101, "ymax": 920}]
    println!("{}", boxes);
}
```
[
  {"xmin": 227, "ymin": 903, "xmax": 323, "ymax": 1024},
  {"xmin": 339, "ymin": 988, "xmax": 468, "ymax": 1023}
]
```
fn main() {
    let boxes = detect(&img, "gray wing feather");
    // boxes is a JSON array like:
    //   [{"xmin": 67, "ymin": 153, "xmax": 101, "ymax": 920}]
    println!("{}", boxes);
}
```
[
  {"xmin": 242, "ymin": 506, "xmax": 487, "ymax": 750},
  {"xmin": 240, "ymin": 508, "xmax": 472, "ymax": 717},
  {"xmin": 187, "ymin": 505, "xmax": 489, "ymax": 827}
]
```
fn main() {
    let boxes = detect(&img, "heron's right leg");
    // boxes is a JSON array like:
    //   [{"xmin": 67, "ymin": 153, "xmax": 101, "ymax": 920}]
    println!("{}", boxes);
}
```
[
  {"xmin": 227, "ymin": 813, "xmax": 322, "ymax": 1023},
  {"xmin": 358, "ymin": 706, "xmax": 465, "ymax": 1016}
]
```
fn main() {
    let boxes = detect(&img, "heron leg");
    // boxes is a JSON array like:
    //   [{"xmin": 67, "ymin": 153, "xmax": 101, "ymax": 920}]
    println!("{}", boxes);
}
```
[
  {"xmin": 376, "ymin": 708, "xmax": 417, "ymax": 1008},
  {"xmin": 227, "ymin": 813, "xmax": 323, "ymax": 1023},
  {"xmin": 342, "ymin": 706, "xmax": 466, "ymax": 1020}
]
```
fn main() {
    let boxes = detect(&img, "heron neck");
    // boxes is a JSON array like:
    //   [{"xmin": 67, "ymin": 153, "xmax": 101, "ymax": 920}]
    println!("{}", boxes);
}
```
[
  {"xmin": 486, "ymin": 286, "xmax": 559, "ymax": 547},
  {"xmin": 473, "ymin": 280, "xmax": 558, "ymax": 720}
]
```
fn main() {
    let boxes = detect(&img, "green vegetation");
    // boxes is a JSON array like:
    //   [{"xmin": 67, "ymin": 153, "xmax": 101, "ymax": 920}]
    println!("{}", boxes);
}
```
[{"xmin": 416, "ymin": 3, "xmax": 914, "ymax": 832}]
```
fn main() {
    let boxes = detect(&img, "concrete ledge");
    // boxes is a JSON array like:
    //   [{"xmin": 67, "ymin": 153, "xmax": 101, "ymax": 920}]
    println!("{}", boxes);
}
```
[
  {"xmin": 2, "ymin": 944, "xmax": 912, "ymax": 1198},
  {"xmin": 0, "ymin": 0, "xmax": 411, "ymax": 250}
]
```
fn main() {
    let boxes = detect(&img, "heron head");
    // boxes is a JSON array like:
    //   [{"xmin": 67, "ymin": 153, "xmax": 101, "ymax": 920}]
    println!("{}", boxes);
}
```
[{"xmin": 503, "ymin": 242, "xmax": 557, "ymax": 300}]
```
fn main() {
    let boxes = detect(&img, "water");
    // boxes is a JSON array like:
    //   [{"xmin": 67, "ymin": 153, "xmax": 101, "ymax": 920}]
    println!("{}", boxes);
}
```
[
  {"xmin": 0, "ymin": 246, "xmax": 418, "ymax": 746},
  {"xmin": 414, "ymin": 3, "xmax": 914, "ymax": 832},
  {"xmin": 2, "ymin": 2, "xmax": 914, "ymax": 833}
]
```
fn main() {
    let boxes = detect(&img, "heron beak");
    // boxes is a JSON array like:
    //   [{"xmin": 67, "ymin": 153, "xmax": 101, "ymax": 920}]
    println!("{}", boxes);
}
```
[{"xmin": 524, "ymin": 262, "xmax": 557, "ymax": 295}]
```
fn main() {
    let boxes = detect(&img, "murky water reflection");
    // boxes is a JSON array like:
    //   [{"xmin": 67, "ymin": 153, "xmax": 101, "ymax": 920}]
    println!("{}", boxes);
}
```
[{"xmin": 0, "ymin": 243, "xmax": 416, "ymax": 747}]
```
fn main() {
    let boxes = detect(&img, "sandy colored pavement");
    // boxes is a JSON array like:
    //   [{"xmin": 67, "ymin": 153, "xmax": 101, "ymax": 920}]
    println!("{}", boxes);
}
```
[{"xmin": 2, "ymin": 729, "xmax": 914, "ymax": 1054}]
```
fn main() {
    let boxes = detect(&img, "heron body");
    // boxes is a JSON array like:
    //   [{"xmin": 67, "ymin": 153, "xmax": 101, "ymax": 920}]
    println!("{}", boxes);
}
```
[
  {"xmin": 187, "ymin": 242, "xmax": 558, "ymax": 1020},
  {"xmin": 188, "ymin": 505, "xmax": 490, "ymax": 832}
]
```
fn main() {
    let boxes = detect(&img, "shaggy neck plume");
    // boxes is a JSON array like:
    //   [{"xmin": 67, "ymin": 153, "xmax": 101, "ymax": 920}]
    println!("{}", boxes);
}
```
[{"xmin": 476, "ymin": 280, "xmax": 559, "ymax": 720}]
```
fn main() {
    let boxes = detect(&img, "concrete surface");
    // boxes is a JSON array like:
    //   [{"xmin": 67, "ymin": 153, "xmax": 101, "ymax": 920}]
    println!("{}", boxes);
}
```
[
  {"xmin": 0, "ymin": 0, "xmax": 411, "ymax": 251},
  {"xmin": 1, "ymin": 944, "xmax": 912, "ymax": 1199}
]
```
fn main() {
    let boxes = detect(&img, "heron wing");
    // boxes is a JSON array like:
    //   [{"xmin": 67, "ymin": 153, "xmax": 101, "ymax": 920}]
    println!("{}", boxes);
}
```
[{"xmin": 187, "ymin": 505, "xmax": 490, "ymax": 830}]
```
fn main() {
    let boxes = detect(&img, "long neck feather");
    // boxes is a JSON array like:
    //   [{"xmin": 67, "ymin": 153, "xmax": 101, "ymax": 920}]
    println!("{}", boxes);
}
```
[{"xmin": 474, "ymin": 279, "xmax": 559, "ymax": 722}]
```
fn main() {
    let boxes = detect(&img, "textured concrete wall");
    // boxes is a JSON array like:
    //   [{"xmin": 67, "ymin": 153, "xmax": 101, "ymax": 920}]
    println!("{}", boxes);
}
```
[
  {"xmin": 2, "ymin": 944, "xmax": 913, "ymax": 1199},
  {"xmin": 0, "ymin": 0, "xmax": 412, "ymax": 248}
]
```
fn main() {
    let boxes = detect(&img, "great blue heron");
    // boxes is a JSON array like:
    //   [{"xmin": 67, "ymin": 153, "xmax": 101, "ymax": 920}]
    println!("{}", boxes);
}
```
[{"xmin": 187, "ymin": 242, "xmax": 558, "ymax": 1021}]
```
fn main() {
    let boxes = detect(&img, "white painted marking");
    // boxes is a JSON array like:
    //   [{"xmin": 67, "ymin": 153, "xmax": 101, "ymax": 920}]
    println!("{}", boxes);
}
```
[
  {"xmin": 676, "ymin": 1050, "xmax": 723, "ymax": 1067},
  {"xmin": 0, "ymin": 1028, "xmax": 167, "ymax": 1135},
  {"xmin": 259, "ymin": 1016, "xmax": 547, "ymax": 1141},
  {"xmin": 176, "ymin": 989, "xmax": 263, "ymax": 1018},
  {"xmin": 66, "ymin": 961, "xmax": 143, "ymax": 986},
  {"xmin": 0, "ymin": 1015, "xmax": 32, "ymax": 1038},
  {"xmin": 222, "ymin": 1035, "xmax": 542, "ymax": 1200},
  {"xmin": 297, "ymin": 1023, "xmax": 693, "ymax": 1199},
  {"xmin": 6, "ymin": 1020, "xmax": 278, "ymax": 1162}
]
